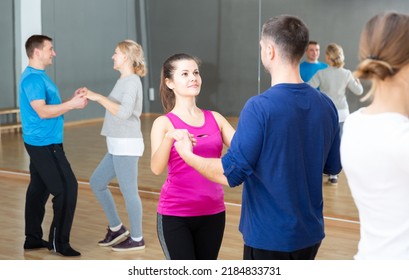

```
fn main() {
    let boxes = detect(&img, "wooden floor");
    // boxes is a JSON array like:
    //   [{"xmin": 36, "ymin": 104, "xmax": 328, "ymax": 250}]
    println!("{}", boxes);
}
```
[{"xmin": 0, "ymin": 114, "xmax": 360, "ymax": 260}]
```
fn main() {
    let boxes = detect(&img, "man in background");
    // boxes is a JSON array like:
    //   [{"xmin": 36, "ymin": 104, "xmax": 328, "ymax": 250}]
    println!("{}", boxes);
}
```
[{"xmin": 300, "ymin": 41, "xmax": 328, "ymax": 82}]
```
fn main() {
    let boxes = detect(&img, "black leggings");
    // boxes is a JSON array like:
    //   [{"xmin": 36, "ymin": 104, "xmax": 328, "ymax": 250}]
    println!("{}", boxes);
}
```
[{"xmin": 157, "ymin": 212, "xmax": 225, "ymax": 260}]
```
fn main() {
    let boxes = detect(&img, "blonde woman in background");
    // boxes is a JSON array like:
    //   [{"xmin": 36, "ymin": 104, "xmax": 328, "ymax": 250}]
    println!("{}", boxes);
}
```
[
  {"xmin": 309, "ymin": 43, "xmax": 363, "ymax": 185},
  {"xmin": 83, "ymin": 40, "xmax": 147, "ymax": 251},
  {"xmin": 341, "ymin": 11, "xmax": 409, "ymax": 259}
]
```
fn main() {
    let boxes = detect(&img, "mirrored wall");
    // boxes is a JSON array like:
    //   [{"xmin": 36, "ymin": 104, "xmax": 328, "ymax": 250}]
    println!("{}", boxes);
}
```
[{"xmin": 2, "ymin": 0, "xmax": 409, "ymax": 121}]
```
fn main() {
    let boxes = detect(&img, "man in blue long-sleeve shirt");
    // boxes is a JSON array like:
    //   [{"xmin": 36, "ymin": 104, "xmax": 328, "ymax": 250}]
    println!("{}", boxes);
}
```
[{"xmin": 175, "ymin": 15, "xmax": 341, "ymax": 260}]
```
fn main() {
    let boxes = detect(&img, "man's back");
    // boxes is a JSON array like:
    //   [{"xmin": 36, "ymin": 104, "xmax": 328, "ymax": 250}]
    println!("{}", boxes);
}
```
[
  {"xmin": 222, "ymin": 83, "xmax": 341, "ymax": 251},
  {"xmin": 175, "ymin": 14, "xmax": 342, "ymax": 259}
]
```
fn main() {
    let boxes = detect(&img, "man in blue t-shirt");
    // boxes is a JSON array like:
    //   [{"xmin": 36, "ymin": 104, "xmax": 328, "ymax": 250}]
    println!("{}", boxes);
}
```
[
  {"xmin": 300, "ymin": 41, "xmax": 328, "ymax": 82},
  {"xmin": 174, "ymin": 15, "xmax": 341, "ymax": 260},
  {"xmin": 19, "ymin": 35, "xmax": 87, "ymax": 257}
]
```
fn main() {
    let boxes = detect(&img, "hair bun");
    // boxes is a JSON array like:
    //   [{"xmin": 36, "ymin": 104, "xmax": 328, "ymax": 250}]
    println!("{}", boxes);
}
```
[{"xmin": 354, "ymin": 58, "xmax": 394, "ymax": 81}]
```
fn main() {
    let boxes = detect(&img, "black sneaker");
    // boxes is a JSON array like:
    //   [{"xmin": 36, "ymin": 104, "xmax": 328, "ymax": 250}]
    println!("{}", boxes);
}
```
[
  {"xmin": 112, "ymin": 237, "xmax": 145, "ymax": 252},
  {"xmin": 328, "ymin": 176, "xmax": 338, "ymax": 185},
  {"xmin": 98, "ymin": 225, "xmax": 129, "ymax": 247}
]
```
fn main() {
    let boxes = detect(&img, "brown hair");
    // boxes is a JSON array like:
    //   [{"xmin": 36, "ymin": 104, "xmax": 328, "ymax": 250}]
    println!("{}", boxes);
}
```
[
  {"xmin": 326, "ymin": 43, "xmax": 345, "ymax": 68},
  {"xmin": 354, "ymin": 12, "xmax": 409, "ymax": 100},
  {"xmin": 25, "ymin": 35, "xmax": 53, "ymax": 58},
  {"xmin": 117, "ymin": 40, "xmax": 147, "ymax": 77},
  {"xmin": 261, "ymin": 15, "xmax": 309, "ymax": 64},
  {"xmin": 159, "ymin": 53, "xmax": 201, "ymax": 113}
]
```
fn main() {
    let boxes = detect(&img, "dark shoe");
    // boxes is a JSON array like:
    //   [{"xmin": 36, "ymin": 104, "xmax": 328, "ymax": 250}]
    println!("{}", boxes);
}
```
[
  {"xmin": 24, "ymin": 239, "xmax": 49, "ymax": 250},
  {"xmin": 52, "ymin": 244, "xmax": 81, "ymax": 257},
  {"xmin": 112, "ymin": 237, "xmax": 145, "ymax": 252},
  {"xmin": 98, "ymin": 225, "xmax": 129, "ymax": 247},
  {"xmin": 328, "ymin": 176, "xmax": 338, "ymax": 185}
]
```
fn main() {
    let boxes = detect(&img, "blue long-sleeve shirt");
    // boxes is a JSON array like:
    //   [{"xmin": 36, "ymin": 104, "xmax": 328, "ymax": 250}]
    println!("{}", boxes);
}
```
[{"xmin": 222, "ymin": 83, "xmax": 341, "ymax": 252}]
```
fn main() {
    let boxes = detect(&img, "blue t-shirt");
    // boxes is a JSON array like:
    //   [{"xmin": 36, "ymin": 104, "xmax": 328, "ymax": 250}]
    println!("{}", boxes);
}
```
[
  {"xmin": 300, "ymin": 61, "xmax": 328, "ymax": 82},
  {"xmin": 221, "ymin": 83, "xmax": 341, "ymax": 252},
  {"xmin": 19, "ymin": 66, "xmax": 64, "ymax": 146}
]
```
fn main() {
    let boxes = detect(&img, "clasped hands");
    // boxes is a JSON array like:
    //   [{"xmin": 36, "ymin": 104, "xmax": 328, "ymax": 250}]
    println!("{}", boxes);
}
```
[
  {"xmin": 69, "ymin": 87, "xmax": 101, "ymax": 109},
  {"xmin": 65, "ymin": 87, "xmax": 86, "ymax": 109},
  {"xmin": 167, "ymin": 129, "xmax": 197, "ymax": 158},
  {"xmin": 75, "ymin": 87, "xmax": 100, "ymax": 101}
]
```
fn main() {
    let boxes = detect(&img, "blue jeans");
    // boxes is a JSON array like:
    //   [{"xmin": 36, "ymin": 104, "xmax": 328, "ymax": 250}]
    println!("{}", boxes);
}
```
[{"xmin": 90, "ymin": 153, "xmax": 143, "ymax": 238}]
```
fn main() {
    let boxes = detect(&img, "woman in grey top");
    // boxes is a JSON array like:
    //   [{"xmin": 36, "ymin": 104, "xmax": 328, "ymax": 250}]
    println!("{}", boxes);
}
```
[
  {"xmin": 84, "ymin": 40, "xmax": 146, "ymax": 251},
  {"xmin": 309, "ymin": 43, "xmax": 363, "ymax": 185}
]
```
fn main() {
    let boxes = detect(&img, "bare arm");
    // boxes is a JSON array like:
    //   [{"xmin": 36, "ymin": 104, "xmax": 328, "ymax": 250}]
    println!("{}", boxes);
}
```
[
  {"xmin": 150, "ymin": 116, "xmax": 198, "ymax": 175},
  {"xmin": 31, "ymin": 91, "xmax": 87, "ymax": 119},
  {"xmin": 150, "ymin": 116, "xmax": 174, "ymax": 175},
  {"xmin": 212, "ymin": 111, "xmax": 235, "ymax": 147}
]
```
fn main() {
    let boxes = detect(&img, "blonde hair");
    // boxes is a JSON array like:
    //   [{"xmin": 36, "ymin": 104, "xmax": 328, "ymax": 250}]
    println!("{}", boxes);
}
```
[
  {"xmin": 326, "ymin": 43, "xmax": 345, "ymax": 68},
  {"xmin": 117, "ymin": 40, "xmax": 147, "ymax": 77},
  {"xmin": 354, "ymin": 11, "xmax": 409, "ymax": 101}
]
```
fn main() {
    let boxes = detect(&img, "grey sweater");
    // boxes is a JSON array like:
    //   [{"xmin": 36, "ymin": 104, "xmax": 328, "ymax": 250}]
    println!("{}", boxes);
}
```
[
  {"xmin": 101, "ymin": 74, "xmax": 143, "ymax": 138},
  {"xmin": 308, "ymin": 66, "xmax": 363, "ymax": 110}
]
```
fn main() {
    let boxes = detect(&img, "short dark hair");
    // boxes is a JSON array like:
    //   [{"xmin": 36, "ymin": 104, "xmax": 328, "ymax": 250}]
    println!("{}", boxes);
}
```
[
  {"xmin": 262, "ymin": 15, "xmax": 309, "ymax": 64},
  {"xmin": 25, "ymin": 35, "xmax": 53, "ymax": 58}
]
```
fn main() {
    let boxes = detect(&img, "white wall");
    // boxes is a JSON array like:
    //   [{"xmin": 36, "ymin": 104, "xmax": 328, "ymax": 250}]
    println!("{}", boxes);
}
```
[{"xmin": 14, "ymin": 0, "xmax": 42, "ymax": 104}]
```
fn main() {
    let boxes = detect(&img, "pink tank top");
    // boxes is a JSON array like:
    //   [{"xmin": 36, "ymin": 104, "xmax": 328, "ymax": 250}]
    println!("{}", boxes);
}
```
[{"xmin": 157, "ymin": 110, "xmax": 225, "ymax": 216}]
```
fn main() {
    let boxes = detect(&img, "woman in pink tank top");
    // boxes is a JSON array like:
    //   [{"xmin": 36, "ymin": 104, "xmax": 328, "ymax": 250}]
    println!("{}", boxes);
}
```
[{"xmin": 150, "ymin": 53, "xmax": 235, "ymax": 260}]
